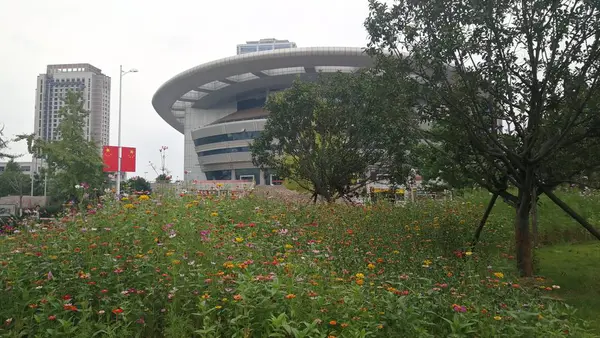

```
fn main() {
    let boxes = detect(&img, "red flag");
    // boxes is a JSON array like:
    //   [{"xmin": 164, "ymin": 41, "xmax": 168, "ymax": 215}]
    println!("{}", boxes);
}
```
[
  {"xmin": 102, "ymin": 146, "xmax": 118, "ymax": 172},
  {"xmin": 121, "ymin": 147, "xmax": 136, "ymax": 172}
]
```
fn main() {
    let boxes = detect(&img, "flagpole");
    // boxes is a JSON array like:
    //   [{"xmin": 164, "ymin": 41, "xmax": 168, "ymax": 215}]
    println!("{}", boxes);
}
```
[{"xmin": 115, "ymin": 65, "xmax": 138, "ymax": 197}]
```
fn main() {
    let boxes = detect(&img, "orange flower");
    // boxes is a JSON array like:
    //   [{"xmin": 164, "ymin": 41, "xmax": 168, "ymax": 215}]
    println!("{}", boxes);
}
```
[
  {"xmin": 329, "ymin": 320, "xmax": 337, "ymax": 326},
  {"xmin": 233, "ymin": 294, "xmax": 243, "ymax": 301},
  {"xmin": 63, "ymin": 304, "xmax": 78, "ymax": 312},
  {"xmin": 356, "ymin": 279, "xmax": 365, "ymax": 286},
  {"xmin": 285, "ymin": 293, "xmax": 296, "ymax": 299}
]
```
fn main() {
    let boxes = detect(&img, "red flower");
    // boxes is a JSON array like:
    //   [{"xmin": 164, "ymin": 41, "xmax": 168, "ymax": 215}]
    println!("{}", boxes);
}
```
[
  {"xmin": 48, "ymin": 315, "xmax": 56, "ymax": 321},
  {"xmin": 62, "ymin": 295, "xmax": 72, "ymax": 301},
  {"xmin": 112, "ymin": 308, "xmax": 124, "ymax": 315}
]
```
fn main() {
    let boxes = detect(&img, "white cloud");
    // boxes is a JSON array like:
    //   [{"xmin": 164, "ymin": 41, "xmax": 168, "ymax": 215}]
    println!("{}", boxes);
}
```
[{"xmin": 0, "ymin": 0, "xmax": 369, "ymax": 181}]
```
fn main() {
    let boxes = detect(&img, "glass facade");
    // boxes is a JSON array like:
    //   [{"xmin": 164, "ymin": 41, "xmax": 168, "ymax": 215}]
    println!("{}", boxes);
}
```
[
  {"xmin": 237, "ymin": 97, "xmax": 266, "ymax": 111},
  {"xmin": 194, "ymin": 131, "xmax": 261, "ymax": 146},
  {"xmin": 198, "ymin": 146, "xmax": 250, "ymax": 157},
  {"xmin": 205, "ymin": 170, "xmax": 232, "ymax": 180},
  {"xmin": 235, "ymin": 168, "xmax": 261, "ymax": 184},
  {"xmin": 237, "ymin": 40, "xmax": 296, "ymax": 55},
  {"xmin": 239, "ymin": 46, "xmax": 258, "ymax": 54},
  {"xmin": 258, "ymin": 45, "xmax": 274, "ymax": 51}
]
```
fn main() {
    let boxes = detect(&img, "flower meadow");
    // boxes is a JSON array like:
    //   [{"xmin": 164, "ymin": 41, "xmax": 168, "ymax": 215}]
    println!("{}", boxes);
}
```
[{"xmin": 0, "ymin": 193, "xmax": 596, "ymax": 337}]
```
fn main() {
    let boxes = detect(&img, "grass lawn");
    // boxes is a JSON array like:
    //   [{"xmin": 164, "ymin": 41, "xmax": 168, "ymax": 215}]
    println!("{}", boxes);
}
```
[{"xmin": 537, "ymin": 242, "xmax": 600, "ymax": 333}]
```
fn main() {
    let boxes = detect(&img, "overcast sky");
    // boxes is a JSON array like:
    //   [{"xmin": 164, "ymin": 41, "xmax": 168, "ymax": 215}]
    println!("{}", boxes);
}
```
[{"xmin": 0, "ymin": 0, "xmax": 370, "ymax": 180}]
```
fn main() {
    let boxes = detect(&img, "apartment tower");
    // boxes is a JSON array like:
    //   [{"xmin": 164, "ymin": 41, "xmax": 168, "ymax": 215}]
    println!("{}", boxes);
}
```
[{"xmin": 33, "ymin": 64, "xmax": 111, "ymax": 147}]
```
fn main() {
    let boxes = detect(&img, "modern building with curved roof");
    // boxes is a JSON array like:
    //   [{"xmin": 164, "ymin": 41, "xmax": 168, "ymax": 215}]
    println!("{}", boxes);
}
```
[{"xmin": 152, "ymin": 46, "xmax": 373, "ymax": 184}]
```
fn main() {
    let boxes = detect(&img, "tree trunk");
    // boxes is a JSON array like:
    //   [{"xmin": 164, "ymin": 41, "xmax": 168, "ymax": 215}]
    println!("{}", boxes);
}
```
[
  {"xmin": 531, "ymin": 186, "xmax": 538, "ymax": 247},
  {"xmin": 470, "ymin": 193, "xmax": 498, "ymax": 250},
  {"xmin": 515, "ymin": 187, "xmax": 534, "ymax": 277}
]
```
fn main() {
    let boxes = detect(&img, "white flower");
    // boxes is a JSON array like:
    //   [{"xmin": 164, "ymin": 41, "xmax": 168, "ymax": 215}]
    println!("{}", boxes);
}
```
[{"xmin": 75, "ymin": 184, "xmax": 82, "ymax": 189}]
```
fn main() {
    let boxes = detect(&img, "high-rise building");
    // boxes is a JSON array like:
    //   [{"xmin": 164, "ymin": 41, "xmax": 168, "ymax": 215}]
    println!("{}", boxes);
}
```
[
  {"xmin": 236, "ymin": 38, "xmax": 297, "ymax": 55},
  {"xmin": 33, "ymin": 63, "xmax": 111, "ymax": 147}
]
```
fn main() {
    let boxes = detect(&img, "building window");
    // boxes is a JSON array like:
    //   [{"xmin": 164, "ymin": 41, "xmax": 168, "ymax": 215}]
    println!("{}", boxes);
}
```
[
  {"xmin": 205, "ymin": 170, "xmax": 232, "ymax": 180},
  {"xmin": 197, "ymin": 146, "xmax": 250, "ymax": 157},
  {"xmin": 263, "ymin": 169, "xmax": 283, "ymax": 185},
  {"xmin": 194, "ymin": 131, "xmax": 261, "ymax": 146},
  {"xmin": 239, "ymin": 46, "xmax": 258, "ymax": 54},
  {"xmin": 237, "ymin": 97, "xmax": 267, "ymax": 111},
  {"xmin": 258, "ymin": 45, "xmax": 274, "ymax": 51},
  {"xmin": 235, "ymin": 168, "xmax": 261, "ymax": 184}
]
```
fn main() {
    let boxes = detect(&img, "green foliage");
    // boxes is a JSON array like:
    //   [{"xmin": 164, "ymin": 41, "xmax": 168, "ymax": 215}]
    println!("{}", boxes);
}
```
[
  {"xmin": 252, "ymin": 72, "xmax": 416, "ymax": 202},
  {"xmin": 0, "ymin": 160, "xmax": 31, "ymax": 198},
  {"xmin": 156, "ymin": 173, "xmax": 172, "ymax": 183},
  {"xmin": 124, "ymin": 176, "xmax": 152, "ymax": 193},
  {"xmin": 17, "ymin": 91, "xmax": 106, "ymax": 201},
  {"xmin": 0, "ymin": 193, "xmax": 597, "ymax": 337}
]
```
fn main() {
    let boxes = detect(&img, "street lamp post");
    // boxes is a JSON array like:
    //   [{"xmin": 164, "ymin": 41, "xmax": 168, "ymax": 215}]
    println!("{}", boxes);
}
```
[{"xmin": 116, "ymin": 65, "xmax": 138, "ymax": 196}]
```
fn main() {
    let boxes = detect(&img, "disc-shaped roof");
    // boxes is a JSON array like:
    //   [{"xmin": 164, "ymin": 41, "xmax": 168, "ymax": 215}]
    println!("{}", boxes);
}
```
[{"xmin": 152, "ymin": 47, "xmax": 374, "ymax": 133}]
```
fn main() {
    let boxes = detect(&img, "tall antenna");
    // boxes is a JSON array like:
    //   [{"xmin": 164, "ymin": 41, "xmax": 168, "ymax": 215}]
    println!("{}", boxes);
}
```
[{"xmin": 159, "ymin": 146, "xmax": 169, "ymax": 175}]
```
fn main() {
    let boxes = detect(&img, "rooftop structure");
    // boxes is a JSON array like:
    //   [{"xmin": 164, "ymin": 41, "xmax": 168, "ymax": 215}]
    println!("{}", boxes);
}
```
[{"xmin": 236, "ymin": 38, "xmax": 297, "ymax": 55}]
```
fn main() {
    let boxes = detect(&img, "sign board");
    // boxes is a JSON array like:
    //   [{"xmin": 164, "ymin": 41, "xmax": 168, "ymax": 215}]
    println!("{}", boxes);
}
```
[{"xmin": 0, "ymin": 204, "xmax": 17, "ymax": 217}]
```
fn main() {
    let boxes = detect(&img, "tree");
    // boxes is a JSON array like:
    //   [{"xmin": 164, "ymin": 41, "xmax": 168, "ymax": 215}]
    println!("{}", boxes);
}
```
[
  {"xmin": 0, "ymin": 160, "xmax": 31, "ymax": 211},
  {"xmin": 125, "ymin": 176, "xmax": 152, "ymax": 193},
  {"xmin": 18, "ymin": 91, "xmax": 106, "ymax": 202},
  {"xmin": 0, "ymin": 126, "xmax": 14, "ymax": 160},
  {"xmin": 156, "ymin": 174, "xmax": 172, "ymax": 183},
  {"xmin": 251, "ymin": 72, "xmax": 415, "ymax": 203},
  {"xmin": 365, "ymin": 0, "xmax": 600, "ymax": 276}
]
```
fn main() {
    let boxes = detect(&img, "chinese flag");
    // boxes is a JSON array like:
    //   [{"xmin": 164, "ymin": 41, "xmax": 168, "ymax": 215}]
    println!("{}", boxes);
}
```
[
  {"xmin": 102, "ymin": 146, "xmax": 118, "ymax": 172},
  {"xmin": 121, "ymin": 147, "xmax": 136, "ymax": 172}
]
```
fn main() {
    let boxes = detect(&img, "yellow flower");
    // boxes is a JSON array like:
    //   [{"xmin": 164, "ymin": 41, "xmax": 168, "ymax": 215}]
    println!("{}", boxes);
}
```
[
  {"xmin": 284, "ymin": 244, "xmax": 293, "ymax": 249},
  {"xmin": 355, "ymin": 273, "xmax": 365, "ymax": 279},
  {"xmin": 367, "ymin": 263, "xmax": 376, "ymax": 270},
  {"xmin": 423, "ymin": 259, "xmax": 432, "ymax": 265},
  {"xmin": 138, "ymin": 195, "xmax": 150, "ymax": 201},
  {"xmin": 493, "ymin": 316, "xmax": 502, "ymax": 321},
  {"xmin": 172, "ymin": 260, "xmax": 181, "ymax": 265},
  {"xmin": 210, "ymin": 212, "xmax": 218, "ymax": 217},
  {"xmin": 465, "ymin": 251, "xmax": 473, "ymax": 256},
  {"xmin": 215, "ymin": 305, "xmax": 222, "ymax": 309},
  {"xmin": 494, "ymin": 272, "xmax": 504, "ymax": 279},
  {"xmin": 123, "ymin": 203, "xmax": 134, "ymax": 209},
  {"xmin": 235, "ymin": 237, "xmax": 244, "ymax": 243},
  {"xmin": 223, "ymin": 261, "xmax": 235, "ymax": 269}
]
